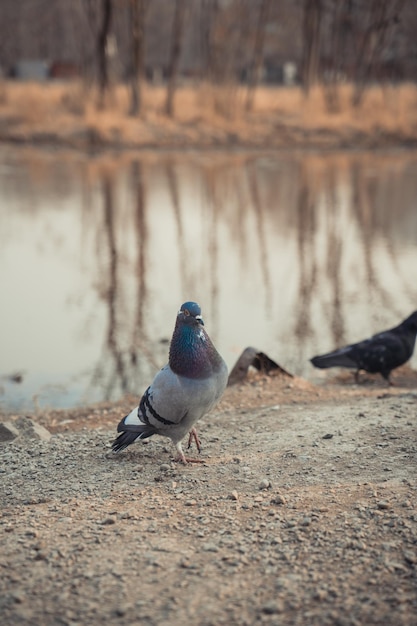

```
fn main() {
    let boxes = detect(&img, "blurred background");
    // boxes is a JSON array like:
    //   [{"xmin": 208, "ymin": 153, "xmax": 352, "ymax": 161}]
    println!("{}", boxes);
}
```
[
  {"xmin": 1, "ymin": 0, "xmax": 417, "ymax": 104},
  {"xmin": 0, "ymin": 0, "xmax": 416, "ymax": 410}
]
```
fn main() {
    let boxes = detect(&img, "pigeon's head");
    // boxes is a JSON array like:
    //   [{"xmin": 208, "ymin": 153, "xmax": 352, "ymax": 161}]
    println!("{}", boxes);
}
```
[
  {"xmin": 178, "ymin": 301, "xmax": 204, "ymax": 326},
  {"xmin": 170, "ymin": 301, "xmax": 224, "ymax": 378}
]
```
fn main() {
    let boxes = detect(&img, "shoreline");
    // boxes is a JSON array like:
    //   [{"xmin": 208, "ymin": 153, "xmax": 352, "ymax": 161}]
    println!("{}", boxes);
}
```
[
  {"xmin": 2, "ymin": 126, "xmax": 417, "ymax": 154},
  {"xmin": 2, "ymin": 367, "xmax": 416, "ymax": 430},
  {"xmin": 2, "ymin": 81, "xmax": 417, "ymax": 154}
]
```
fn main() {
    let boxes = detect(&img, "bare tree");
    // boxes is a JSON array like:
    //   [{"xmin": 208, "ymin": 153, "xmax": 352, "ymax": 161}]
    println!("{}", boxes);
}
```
[
  {"xmin": 97, "ymin": 0, "xmax": 113, "ymax": 108},
  {"xmin": 199, "ymin": 0, "xmax": 219, "ymax": 81},
  {"xmin": 83, "ymin": 0, "xmax": 114, "ymax": 107},
  {"xmin": 321, "ymin": 0, "xmax": 349, "ymax": 112},
  {"xmin": 245, "ymin": 0, "xmax": 272, "ymax": 112},
  {"xmin": 2, "ymin": 0, "xmax": 416, "ymax": 99},
  {"xmin": 165, "ymin": 0, "xmax": 187, "ymax": 117},
  {"xmin": 200, "ymin": 0, "xmax": 251, "ymax": 117},
  {"xmin": 129, "ymin": 0, "xmax": 146, "ymax": 116},
  {"xmin": 352, "ymin": 0, "xmax": 405, "ymax": 107},
  {"xmin": 302, "ymin": 0, "xmax": 322, "ymax": 94}
]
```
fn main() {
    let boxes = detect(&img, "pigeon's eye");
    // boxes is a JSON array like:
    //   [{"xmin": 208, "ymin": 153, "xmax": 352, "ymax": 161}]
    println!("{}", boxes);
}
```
[{"xmin": 183, "ymin": 309, "xmax": 190, "ymax": 316}]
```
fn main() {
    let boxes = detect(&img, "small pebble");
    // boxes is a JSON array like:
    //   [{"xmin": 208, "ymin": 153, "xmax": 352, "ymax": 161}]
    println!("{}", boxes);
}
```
[
  {"xmin": 202, "ymin": 542, "xmax": 219, "ymax": 552},
  {"xmin": 403, "ymin": 551, "xmax": 416, "ymax": 564},
  {"xmin": 271, "ymin": 494, "xmax": 286, "ymax": 505},
  {"xmin": 262, "ymin": 600, "xmax": 283, "ymax": 615},
  {"xmin": 259, "ymin": 478, "xmax": 271, "ymax": 490},
  {"xmin": 313, "ymin": 588, "xmax": 328, "ymax": 601}
]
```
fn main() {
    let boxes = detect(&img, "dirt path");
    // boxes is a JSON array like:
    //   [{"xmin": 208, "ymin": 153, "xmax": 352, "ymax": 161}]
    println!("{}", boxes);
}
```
[{"xmin": 1, "ymin": 371, "xmax": 417, "ymax": 626}]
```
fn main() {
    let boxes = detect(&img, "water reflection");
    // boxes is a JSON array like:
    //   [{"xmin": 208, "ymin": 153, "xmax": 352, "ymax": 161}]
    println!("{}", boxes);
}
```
[{"xmin": 1, "ymin": 147, "xmax": 417, "ymax": 410}]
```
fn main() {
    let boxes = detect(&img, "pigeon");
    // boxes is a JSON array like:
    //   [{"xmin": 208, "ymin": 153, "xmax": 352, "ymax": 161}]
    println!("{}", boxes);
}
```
[
  {"xmin": 310, "ymin": 311, "xmax": 417, "ymax": 384},
  {"xmin": 112, "ymin": 301, "xmax": 228, "ymax": 463}
]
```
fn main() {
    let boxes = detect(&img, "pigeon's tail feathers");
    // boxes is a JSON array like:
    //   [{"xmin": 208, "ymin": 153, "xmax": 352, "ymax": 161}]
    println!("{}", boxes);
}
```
[
  {"xmin": 311, "ymin": 348, "xmax": 357, "ymax": 370},
  {"xmin": 112, "ymin": 423, "xmax": 155, "ymax": 453}
]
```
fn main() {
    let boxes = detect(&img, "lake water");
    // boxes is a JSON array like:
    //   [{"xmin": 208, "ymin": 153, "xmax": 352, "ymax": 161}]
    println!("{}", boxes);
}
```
[{"xmin": 1, "ymin": 146, "xmax": 417, "ymax": 411}]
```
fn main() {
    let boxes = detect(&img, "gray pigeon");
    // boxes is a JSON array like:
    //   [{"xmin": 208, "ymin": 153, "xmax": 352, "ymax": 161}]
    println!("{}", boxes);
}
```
[
  {"xmin": 310, "ymin": 310, "xmax": 417, "ymax": 383},
  {"xmin": 112, "ymin": 301, "xmax": 228, "ymax": 463}
]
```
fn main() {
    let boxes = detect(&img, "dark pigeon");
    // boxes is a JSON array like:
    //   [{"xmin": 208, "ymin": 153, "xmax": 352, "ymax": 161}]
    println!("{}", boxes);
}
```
[
  {"xmin": 112, "ymin": 301, "xmax": 228, "ymax": 463},
  {"xmin": 310, "ymin": 311, "xmax": 417, "ymax": 384}
]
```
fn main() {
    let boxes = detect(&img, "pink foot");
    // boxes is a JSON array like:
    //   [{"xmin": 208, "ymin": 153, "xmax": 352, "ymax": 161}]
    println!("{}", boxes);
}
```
[
  {"xmin": 187, "ymin": 427, "xmax": 202, "ymax": 453},
  {"xmin": 173, "ymin": 455, "xmax": 205, "ymax": 464}
]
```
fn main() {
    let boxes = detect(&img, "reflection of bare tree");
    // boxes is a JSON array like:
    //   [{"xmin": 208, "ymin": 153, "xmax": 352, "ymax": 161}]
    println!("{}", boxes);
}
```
[
  {"xmin": 165, "ymin": 160, "xmax": 192, "ymax": 297},
  {"xmin": 132, "ymin": 161, "xmax": 146, "ymax": 331},
  {"xmin": 5, "ymin": 150, "xmax": 417, "ymax": 407},
  {"xmin": 203, "ymin": 166, "xmax": 220, "ymax": 331},
  {"xmin": 130, "ymin": 160, "xmax": 154, "ymax": 369},
  {"xmin": 351, "ymin": 160, "xmax": 399, "ymax": 317},
  {"xmin": 105, "ymin": 173, "xmax": 128, "ymax": 388},
  {"xmin": 89, "ymin": 162, "xmax": 158, "ymax": 400},
  {"xmin": 247, "ymin": 160, "xmax": 271, "ymax": 314},
  {"xmin": 294, "ymin": 162, "xmax": 317, "ymax": 345},
  {"xmin": 324, "ymin": 165, "xmax": 345, "ymax": 345},
  {"xmin": 94, "ymin": 171, "xmax": 129, "ymax": 396},
  {"xmin": 233, "ymin": 164, "xmax": 250, "ymax": 267}
]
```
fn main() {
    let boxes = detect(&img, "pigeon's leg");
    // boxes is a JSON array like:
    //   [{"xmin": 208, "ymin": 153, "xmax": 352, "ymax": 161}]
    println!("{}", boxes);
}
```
[
  {"xmin": 173, "ymin": 441, "xmax": 205, "ymax": 464},
  {"xmin": 383, "ymin": 372, "xmax": 393, "ymax": 386},
  {"xmin": 187, "ymin": 428, "xmax": 202, "ymax": 453},
  {"xmin": 354, "ymin": 370, "xmax": 361, "ymax": 383}
]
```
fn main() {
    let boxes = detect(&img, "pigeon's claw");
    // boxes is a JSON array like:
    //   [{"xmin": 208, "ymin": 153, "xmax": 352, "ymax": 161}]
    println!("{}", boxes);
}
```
[
  {"xmin": 174, "ymin": 439, "xmax": 205, "ymax": 464},
  {"xmin": 187, "ymin": 427, "xmax": 202, "ymax": 453},
  {"xmin": 173, "ymin": 456, "xmax": 205, "ymax": 464}
]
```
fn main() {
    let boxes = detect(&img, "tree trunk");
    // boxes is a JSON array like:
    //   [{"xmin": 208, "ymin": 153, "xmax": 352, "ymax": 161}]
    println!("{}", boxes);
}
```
[
  {"xmin": 322, "ymin": 0, "xmax": 346, "ymax": 113},
  {"xmin": 245, "ymin": 0, "xmax": 272, "ymax": 112},
  {"xmin": 352, "ymin": 0, "xmax": 405, "ymax": 107},
  {"xmin": 302, "ymin": 0, "xmax": 322, "ymax": 94},
  {"xmin": 165, "ymin": 0, "xmax": 186, "ymax": 117},
  {"xmin": 129, "ymin": 0, "xmax": 146, "ymax": 116},
  {"xmin": 97, "ymin": 0, "xmax": 113, "ymax": 109}
]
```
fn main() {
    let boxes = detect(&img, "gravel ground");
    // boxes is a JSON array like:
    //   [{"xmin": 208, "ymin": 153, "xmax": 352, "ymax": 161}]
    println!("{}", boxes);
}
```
[{"xmin": 1, "ymin": 370, "xmax": 417, "ymax": 626}]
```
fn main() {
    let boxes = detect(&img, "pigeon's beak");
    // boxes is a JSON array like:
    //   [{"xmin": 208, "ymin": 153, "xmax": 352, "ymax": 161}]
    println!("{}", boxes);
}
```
[{"xmin": 196, "ymin": 315, "xmax": 204, "ymax": 326}]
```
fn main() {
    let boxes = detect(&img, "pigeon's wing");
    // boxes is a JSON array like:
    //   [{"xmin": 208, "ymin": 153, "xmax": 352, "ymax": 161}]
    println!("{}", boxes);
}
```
[
  {"xmin": 353, "ymin": 331, "xmax": 410, "ymax": 373},
  {"xmin": 112, "ymin": 366, "xmax": 189, "ymax": 451},
  {"xmin": 113, "ymin": 401, "xmax": 157, "ymax": 452},
  {"xmin": 311, "ymin": 330, "xmax": 408, "ymax": 373},
  {"xmin": 115, "ymin": 366, "xmax": 188, "ymax": 431},
  {"xmin": 311, "ymin": 345, "xmax": 360, "ymax": 369},
  {"xmin": 138, "ymin": 365, "xmax": 192, "ymax": 429}
]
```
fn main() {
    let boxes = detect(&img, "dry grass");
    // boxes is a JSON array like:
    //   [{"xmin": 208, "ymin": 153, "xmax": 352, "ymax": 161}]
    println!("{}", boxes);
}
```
[
  {"xmin": 1, "ymin": 79, "xmax": 417, "ymax": 149},
  {"xmin": 298, "ymin": 82, "xmax": 417, "ymax": 133}
]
